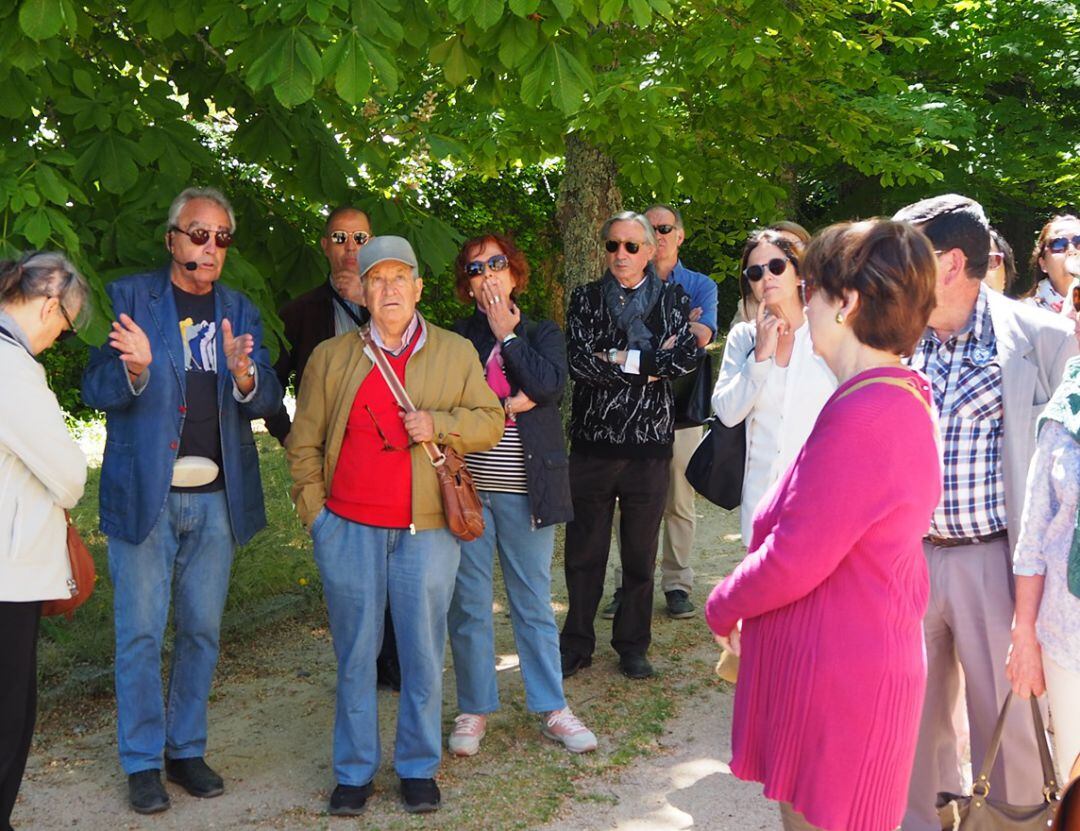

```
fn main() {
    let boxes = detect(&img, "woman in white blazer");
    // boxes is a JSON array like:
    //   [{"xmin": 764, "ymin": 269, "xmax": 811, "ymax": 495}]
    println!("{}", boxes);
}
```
[
  {"xmin": 0, "ymin": 252, "xmax": 89, "ymax": 831},
  {"xmin": 712, "ymin": 230, "xmax": 836, "ymax": 545}
]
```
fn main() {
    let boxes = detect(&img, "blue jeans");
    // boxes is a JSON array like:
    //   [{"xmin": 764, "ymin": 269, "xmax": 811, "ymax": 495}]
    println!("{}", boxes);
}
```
[
  {"xmin": 108, "ymin": 490, "xmax": 234, "ymax": 775},
  {"xmin": 447, "ymin": 491, "xmax": 565, "ymax": 715},
  {"xmin": 312, "ymin": 511, "xmax": 459, "ymax": 785}
]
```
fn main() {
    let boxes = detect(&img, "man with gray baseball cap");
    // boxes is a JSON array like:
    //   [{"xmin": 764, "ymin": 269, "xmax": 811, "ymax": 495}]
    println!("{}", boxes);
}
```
[{"xmin": 286, "ymin": 234, "xmax": 503, "ymax": 816}]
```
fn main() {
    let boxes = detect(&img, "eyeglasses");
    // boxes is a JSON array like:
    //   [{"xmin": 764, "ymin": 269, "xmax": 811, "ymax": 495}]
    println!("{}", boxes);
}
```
[
  {"xmin": 652, "ymin": 224, "xmax": 675, "ymax": 235},
  {"xmin": 605, "ymin": 240, "xmax": 641, "ymax": 255},
  {"xmin": 330, "ymin": 230, "xmax": 371, "ymax": 246},
  {"xmin": 364, "ymin": 405, "xmax": 412, "ymax": 452},
  {"xmin": 1047, "ymin": 235, "xmax": 1080, "ymax": 255},
  {"xmin": 170, "ymin": 226, "xmax": 234, "ymax": 248},
  {"xmin": 987, "ymin": 251, "xmax": 1005, "ymax": 270},
  {"xmin": 742, "ymin": 257, "xmax": 790, "ymax": 282},
  {"xmin": 465, "ymin": 254, "xmax": 509, "ymax": 278},
  {"xmin": 52, "ymin": 297, "xmax": 78, "ymax": 341}
]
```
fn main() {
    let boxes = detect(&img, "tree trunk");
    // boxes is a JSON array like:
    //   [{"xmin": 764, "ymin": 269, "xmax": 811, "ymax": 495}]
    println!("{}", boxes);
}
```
[{"xmin": 554, "ymin": 133, "xmax": 622, "ymax": 325}]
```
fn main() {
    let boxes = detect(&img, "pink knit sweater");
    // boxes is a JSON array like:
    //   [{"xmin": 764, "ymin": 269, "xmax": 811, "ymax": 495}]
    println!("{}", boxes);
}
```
[{"xmin": 706, "ymin": 367, "xmax": 942, "ymax": 831}]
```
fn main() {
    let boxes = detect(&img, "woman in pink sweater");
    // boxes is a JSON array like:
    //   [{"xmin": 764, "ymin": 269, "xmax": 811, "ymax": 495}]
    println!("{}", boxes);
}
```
[{"xmin": 706, "ymin": 219, "xmax": 943, "ymax": 831}]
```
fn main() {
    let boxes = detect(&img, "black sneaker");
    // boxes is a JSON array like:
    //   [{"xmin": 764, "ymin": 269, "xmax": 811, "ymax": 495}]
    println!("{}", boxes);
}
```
[
  {"xmin": 400, "ymin": 777, "xmax": 441, "ymax": 813},
  {"xmin": 560, "ymin": 650, "xmax": 592, "ymax": 678},
  {"xmin": 165, "ymin": 756, "xmax": 224, "ymax": 798},
  {"xmin": 128, "ymin": 769, "xmax": 170, "ymax": 814},
  {"xmin": 665, "ymin": 590, "xmax": 696, "ymax": 619},
  {"xmin": 618, "ymin": 653, "xmax": 655, "ymax": 680},
  {"xmin": 329, "ymin": 781, "xmax": 374, "ymax": 816},
  {"xmin": 600, "ymin": 588, "xmax": 622, "ymax": 620}
]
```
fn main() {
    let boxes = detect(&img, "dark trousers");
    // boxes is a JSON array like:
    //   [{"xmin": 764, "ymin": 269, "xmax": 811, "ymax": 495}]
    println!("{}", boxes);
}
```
[
  {"xmin": 0, "ymin": 602, "xmax": 41, "ymax": 831},
  {"xmin": 560, "ymin": 453, "xmax": 670, "ymax": 658}
]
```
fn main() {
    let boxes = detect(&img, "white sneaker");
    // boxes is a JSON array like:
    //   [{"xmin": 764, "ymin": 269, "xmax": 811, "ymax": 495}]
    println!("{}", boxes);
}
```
[
  {"xmin": 542, "ymin": 707, "xmax": 597, "ymax": 753},
  {"xmin": 448, "ymin": 713, "xmax": 486, "ymax": 757}
]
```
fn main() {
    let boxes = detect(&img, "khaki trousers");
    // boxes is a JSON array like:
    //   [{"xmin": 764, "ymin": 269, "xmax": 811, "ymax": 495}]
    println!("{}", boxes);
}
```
[
  {"xmin": 614, "ymin": 426, "xmax": 700, "ymax": 594},
  {"xmin": 1045, "ymin": 652, "xmax": 1080, "ymax": 782},
  {"xmin": 902, "ymin": 538, "xmax": 1046, "ymax": 831}
]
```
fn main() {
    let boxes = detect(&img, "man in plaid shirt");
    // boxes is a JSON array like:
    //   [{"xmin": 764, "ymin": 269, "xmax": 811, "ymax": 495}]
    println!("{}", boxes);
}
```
[{"xmin": 896, "ymin": 195, "xmax": 1077, "ymax": 831}]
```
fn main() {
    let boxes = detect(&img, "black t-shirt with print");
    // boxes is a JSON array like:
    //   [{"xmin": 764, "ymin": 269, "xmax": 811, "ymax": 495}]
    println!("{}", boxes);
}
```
[{"xmin": 172, "ymin": 284, "xmax": 223, "ymax": 492}]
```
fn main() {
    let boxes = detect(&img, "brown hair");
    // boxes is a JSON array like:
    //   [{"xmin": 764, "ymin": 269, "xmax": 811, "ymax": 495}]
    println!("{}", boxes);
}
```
[
  {"xmin": 737, "ymin": 229, "xmax": 801, "ymax": 313},
  {"xmin": 766, "ymin": 220, "xmax": 811, "ymax": 246},
  {"xmin": 453, "ymin": 233, "xmax": 530, "ymax": 303},
  {"xmin": 1025, "ymin": 214, "xmax": 1080, "ymax": 294},
  {"xmin": 803, "ymin": 219, "xmax": 937, "ymax": 356}
]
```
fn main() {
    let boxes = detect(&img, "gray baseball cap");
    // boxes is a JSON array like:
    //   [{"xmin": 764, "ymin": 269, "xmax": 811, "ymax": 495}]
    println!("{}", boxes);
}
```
[{"xmin": 357, "ymin": 235, "xmax": 419, "ymax": 276}]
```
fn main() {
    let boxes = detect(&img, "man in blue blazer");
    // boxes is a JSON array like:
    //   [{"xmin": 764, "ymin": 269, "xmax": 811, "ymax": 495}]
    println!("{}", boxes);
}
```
[{"xmin": 81, "ymin": 187, "xmax": 282, "ymax": 815}]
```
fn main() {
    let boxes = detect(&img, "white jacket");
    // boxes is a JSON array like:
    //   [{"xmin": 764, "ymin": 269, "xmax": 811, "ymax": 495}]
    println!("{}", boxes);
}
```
[
  {"xmin": 711, "ymin": 320, "xmax": 836, "ymax": 544},
  {"xmin": 0, "ymin": 319, "xmax": 87, "ymax": 601}
]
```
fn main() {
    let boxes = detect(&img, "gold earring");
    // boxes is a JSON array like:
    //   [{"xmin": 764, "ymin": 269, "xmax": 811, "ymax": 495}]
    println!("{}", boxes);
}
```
[{"xmin": 835, "ymin": 312, "xmax": 845, "ymax": 325}]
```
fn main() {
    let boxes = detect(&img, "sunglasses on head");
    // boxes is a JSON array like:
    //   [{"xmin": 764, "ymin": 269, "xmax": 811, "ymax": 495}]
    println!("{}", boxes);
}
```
[
  {"xmin": 171, "ymin": 226, "xmax": 233, "ymax": 248},
  {"xmin": 605, "ymin": 240, "xmax": 641, "ymax": 255},
  {"xmin": 1047, "ymin": 235, "xmax": 1080, "ymax": 255},
  {"xmin": 742, "ymin": 257, "xmax": 789, "ymax": 282},
  {"xmin": 652, "ymin": 224, "xmax": 675, "ymax": 235},
  {"xmin": 987, "ymin": 251, "xmax": 1005, "ymax": 270},
  {"xmin": 465, "ymin": 254, "xmax": 509, "ymax": 278},
  {"xmin": 330, "ymin": 230, "xmax": 370, "ymax": 246}
]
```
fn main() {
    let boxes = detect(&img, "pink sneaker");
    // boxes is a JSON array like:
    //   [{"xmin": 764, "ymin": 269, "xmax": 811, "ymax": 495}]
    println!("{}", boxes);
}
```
[
  {"xmin": 542, "ymin": 707, "xmax": 597, "ymax": 753},
  {"xmin": 448, "ymin": 713, "xmax": 486, "ymax": 757}
]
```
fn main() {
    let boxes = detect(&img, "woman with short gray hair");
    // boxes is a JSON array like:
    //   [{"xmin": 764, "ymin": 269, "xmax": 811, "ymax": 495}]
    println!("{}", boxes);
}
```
[{"xmin": 0, "ymin": 252, "xmax": 89, "ymax": 831}]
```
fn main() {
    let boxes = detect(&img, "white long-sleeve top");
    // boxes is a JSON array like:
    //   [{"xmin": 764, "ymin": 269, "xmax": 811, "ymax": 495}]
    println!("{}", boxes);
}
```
[
  {"xmin": 0, "ymin": 314, "xmax": 87, "ymax": 601},
  {"xmin": 711, "ymin": 320, "xmax": 837, "ymax": 544}
]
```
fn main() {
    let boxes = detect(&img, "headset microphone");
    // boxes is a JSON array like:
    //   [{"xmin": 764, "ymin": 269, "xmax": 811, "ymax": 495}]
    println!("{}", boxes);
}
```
[{"xmin": 184, "ymin": 261, "xmax": 198, "ymax": 271}]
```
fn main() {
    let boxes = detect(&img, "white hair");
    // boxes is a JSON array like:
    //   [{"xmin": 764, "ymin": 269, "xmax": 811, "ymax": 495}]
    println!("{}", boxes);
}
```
[
  {"xmin": 167, "ymin": 187, "xmax": 236, "ymax": 232},
  {"xmin": 600, "ymin": 211, "xmax": 657, "ymax": 248}
]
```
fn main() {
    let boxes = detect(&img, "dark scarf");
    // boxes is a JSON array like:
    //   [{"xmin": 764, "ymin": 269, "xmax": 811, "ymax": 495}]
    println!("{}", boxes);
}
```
[
  {"xmin": 602, "ymin": 264, "xmax": 662, "ymax": 350},
  {"xmin": 1037, "ymin": 358, "xmax": 1080, "ymax": 599}
]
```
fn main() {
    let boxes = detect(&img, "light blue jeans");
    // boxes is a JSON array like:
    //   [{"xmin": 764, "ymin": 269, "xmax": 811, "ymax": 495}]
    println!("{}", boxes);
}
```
[
  {"xmin": 447, "ymin": 491, "xmax": 565, "ymax": 715},
  {"xmin": 312, "ymin": 510, "xmax": 459, "ymax": 785},
  {"xmin": 108, "ymin": 490, "xmax": 234, "ymax": 775}
]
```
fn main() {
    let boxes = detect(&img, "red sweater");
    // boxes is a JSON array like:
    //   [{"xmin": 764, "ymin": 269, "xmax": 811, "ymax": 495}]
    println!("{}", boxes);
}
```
[
  {"xmin": 327, "ymin": 338, "xmax": 417, "ymax": 528},
  {"xmin": 706, "ymin": 367, "xmax": 942, "ymax": 831}
]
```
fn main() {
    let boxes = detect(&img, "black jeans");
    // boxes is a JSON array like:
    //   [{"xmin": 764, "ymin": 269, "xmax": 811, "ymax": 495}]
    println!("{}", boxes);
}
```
[
  {"xmin": 560, "ymin": 453, "xmax": 670, "ymax": 659},
  {"xmin": 0, "ymin": 602, "xmax": 41, "ymax": 831}
]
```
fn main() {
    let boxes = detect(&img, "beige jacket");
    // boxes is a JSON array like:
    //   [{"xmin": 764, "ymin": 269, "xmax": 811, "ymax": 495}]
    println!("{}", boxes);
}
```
[{"xmin": 286, "ymin": 317, "xmax": 504, "ymax": 530}]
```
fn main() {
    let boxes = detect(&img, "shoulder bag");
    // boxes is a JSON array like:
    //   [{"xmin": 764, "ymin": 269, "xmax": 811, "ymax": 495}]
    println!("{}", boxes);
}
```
[
  {"xmin": 360, "ymin": 327, "xmax": 485, "ymax": 542},
  {"xmin": 672, "ymin": 350, "xmax": 714, "ymax": 429},
  {"xmin": 936, "ymin": 693, "xmax": 1059, "ymax": 830},
  {"xmin": 685, "ymin": 416, "xmax": 746, "ymax": 510},
  {"xmin": 1051, "ymin": 752, "xmax": 1080, "ymax": 831},
  {"xmin": 41, "ymin": 511, "xmax": 96, "ymax": 619}
]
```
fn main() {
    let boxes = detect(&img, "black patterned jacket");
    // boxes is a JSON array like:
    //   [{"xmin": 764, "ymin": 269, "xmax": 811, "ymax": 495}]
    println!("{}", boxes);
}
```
[{"xmin": 566, "ymin": 272, "xmax": 699, "ymax": 459}]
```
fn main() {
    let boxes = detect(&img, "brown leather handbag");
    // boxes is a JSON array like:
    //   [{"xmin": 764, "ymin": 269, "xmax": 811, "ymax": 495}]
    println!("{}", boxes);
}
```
[
  {"xmin": 361, "ymin": 327, "xmax": 485, "ymax": 542},
  {"xmin": 936, "ymin": 693, "xmax": 1059, "ymax": 830},
  {"xmin": 1051, "ymin": 753, "xmax": 1080, "ymax": 831},
  {"xmin": 41, "ymin": 511, "xmax": 96, "ymax": 619}
]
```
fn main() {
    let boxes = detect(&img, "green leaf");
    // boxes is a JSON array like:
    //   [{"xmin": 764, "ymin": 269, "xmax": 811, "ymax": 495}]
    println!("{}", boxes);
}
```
[
  {"xmin": 15, "ymin": 206, "xmax": 52, "ymax": 248},
  {"xmin": 18, "ymin": 0, "xmax": 63, "ymax": 41},
  {"xmin": 145, "ymin": 5, "xmax": 175, "ymax": 39},
  {"xmin": 246, "ymin": 31, "xmax": 287, "ymax": 90},
  {"xmin": 334, "ymin": 33, "xmax": 372, "ymax": 104},
  {"xmin": 441, "ymin": 36, "xmax": 471, "ymax": 85},
  {"xmin": 508, "ymin": 0, "xmax": 540, "ymax": 14},
  {"xmin": 473, "ymin": 0, "xmax": 504, "ymax": 28},
  {"xmin": 73, "ymin": 134, "xmax": 139, "ymax": 194},
  {"xmin": 34, "ymin": 164, "xmax": 69, "ymax": 205},
  {"xmin": 599, "ymin": 0, "xmax": 622, "ymax": 24},
  {"xmin": 498, "ymin": 17, "xmax": 538, "ymax": 68},
  {"xmin": 361, "ymin": 36, "xmax": 398, "ymax": 92},
  {"xmin": 210, "ymin": 6, "xmax": 248, "ymax": 45},
  {"xmin": 627, "ymin": 0, "xmax": 651, "ymax": 26},
  {"xmin": 550, "ymin": 0, "xmax": 574, "ymax": 20}
]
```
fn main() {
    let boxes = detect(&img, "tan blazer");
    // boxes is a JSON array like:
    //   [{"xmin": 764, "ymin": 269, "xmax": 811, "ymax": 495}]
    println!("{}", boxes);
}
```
[{"xmin": 286, "ymin": 317, "xmax": 504, "ymax": 531}]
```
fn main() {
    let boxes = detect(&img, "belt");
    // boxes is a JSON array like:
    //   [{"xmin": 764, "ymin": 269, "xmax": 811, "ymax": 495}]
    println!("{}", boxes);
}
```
[{"xmin": 924, "ymin": 529, "xmax": 1008, "ymax": 548}]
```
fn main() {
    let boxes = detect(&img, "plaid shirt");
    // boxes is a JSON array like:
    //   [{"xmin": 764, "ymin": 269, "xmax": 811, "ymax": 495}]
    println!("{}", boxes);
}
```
[{"xmin": 908, "ymin": 286, "xmax": 1006, "ymax": 539}]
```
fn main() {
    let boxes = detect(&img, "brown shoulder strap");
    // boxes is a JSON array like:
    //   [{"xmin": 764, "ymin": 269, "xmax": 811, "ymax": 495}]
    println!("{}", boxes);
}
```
[{"xmin": 835, "ymin": 375, "xmax": 933, "ymax": 417}]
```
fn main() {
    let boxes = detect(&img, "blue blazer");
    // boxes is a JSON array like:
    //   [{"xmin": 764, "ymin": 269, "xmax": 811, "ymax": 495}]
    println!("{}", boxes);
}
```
[{"xmin": 82, "ymin": 269, "xmax": 283, "ymax": 546}]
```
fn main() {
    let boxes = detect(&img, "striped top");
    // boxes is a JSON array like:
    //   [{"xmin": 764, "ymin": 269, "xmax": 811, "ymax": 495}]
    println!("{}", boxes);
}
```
[{"xmin": 467, "ymin": 422, "xmax": 528, "ymax": 493}]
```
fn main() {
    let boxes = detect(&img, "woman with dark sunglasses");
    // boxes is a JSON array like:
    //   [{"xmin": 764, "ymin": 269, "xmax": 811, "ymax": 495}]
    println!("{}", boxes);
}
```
[
  {"xmin": 446, "ymin": 233, "xmax": 597, "ymax": 758},
  {"xmin": 712, "ymin": 229, "xmax": 836, "ymax": 545},
  {"xmin": 0, "ymin": 252, "xmax": 89, "ymax": 831},
  {"xmin": 1023, "ymin": 214, "xmax": 1080, "ymax": 312}
]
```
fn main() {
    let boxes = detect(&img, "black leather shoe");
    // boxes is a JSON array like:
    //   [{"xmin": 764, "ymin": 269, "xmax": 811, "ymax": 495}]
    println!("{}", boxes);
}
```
[
  {"xmin": 560, "ymin": 651, "xmax": 592, "ymax": 678},
  {"xmin": 400, "ymin": 777, "xmax": 440, "ymax": 813},
  {"xmin": 665, "ymin": 590, "xmax": 696, "ymax": 619},
  {"xmin": 165, "ymin": 756, "xmax": 224, "ymax": 798},
  {"xmin": 128, "ymin": 769, "xmax": 170, "ymax": 814},
  {"xmin": 329, "ymin": 781, "xmax": 374, "ymax": 816},
  {"xmin": 618, "ymin": 653, "xmax": 655, "ymax": 680}
]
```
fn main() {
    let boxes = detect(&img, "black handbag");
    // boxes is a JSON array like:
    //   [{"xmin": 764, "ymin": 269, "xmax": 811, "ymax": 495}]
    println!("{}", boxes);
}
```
[
  {"xmin": 672, "ymin": 351, "xmax": 713, "ymax": 429},
  {"xmin": 684, "ymin": 415, "xmax": 746, "ymax": 510},
  {"xmin": 936, "ymin": 693, "xmax": 1060, "ymax": 830}
]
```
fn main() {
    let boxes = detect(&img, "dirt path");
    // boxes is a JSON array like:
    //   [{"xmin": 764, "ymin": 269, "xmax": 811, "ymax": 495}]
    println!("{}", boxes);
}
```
[{"xmin": 15, "ymin": 498, "xmax": 775, "ymax": 830}]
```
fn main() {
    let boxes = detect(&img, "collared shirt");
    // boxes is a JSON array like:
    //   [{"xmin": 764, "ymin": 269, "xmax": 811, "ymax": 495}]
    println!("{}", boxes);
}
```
[
  {"xmin": 669, "ymin": 260, "xmax": 718, "ymax": 338},
  {"xmin": 908, "ymin": 285, "xmax": 1006, "ymax": 539},
  {"xmin": 369, "ymin": 313, "xmax": 423, "ymax": 357},
  {"xmin": 329, "ymin": 278, "xmax": 365, "ymax": 336}
]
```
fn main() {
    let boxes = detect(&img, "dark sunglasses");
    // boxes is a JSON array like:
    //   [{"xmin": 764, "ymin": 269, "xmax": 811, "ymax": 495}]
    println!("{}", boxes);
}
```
[
  {"xmin": 171, "ymin": 226, "xmax": 233, "ymax": 248},
  {"xmin": 56, "ymin": 298, "xmax": 78, "ymax": 342},
  {"xmin": 1047, "ymin": 235, "xmax": 1080, "ymax": 254},
  {"xmin": 652, "ymin": 224, "xmax": 675, "ymax": 235},
  {"xmin": 605, "ymin": 240, "xmax": 641, "ymax": 254},
  {"xmin": 330, "ymin": 230, "xmax": 371, "ymax": 246},
  {"xmin": 465, "ymin": 254, "xmax": 509, "ymax": 278},
  {"xmin": 742, "ymin": 257, "xmax": 789, "ymax": 282}
]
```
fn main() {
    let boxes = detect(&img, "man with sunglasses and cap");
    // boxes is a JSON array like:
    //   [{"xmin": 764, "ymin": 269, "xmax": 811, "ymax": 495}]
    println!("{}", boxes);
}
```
[
  {"xmin": 81, "ymin": 186, "xmax": 283, "ymax": 815},
  {"xmin": 602, "ymin": 204, "xmax": 718, "ymax": 623},
  {"xmin": 560, "ymin": 211, "xmax": 700, "ymax": 681},
  {"xmin": 286, "ymin": 235, "xmax": 502, "ymax": 816}
]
